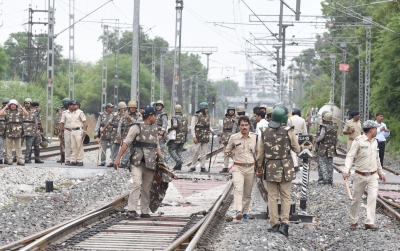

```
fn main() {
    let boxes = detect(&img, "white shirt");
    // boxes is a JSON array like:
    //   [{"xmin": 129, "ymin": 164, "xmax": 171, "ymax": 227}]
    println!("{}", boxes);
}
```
[
  {"xmin": 287, "ymin": 115, "xmax": 308, "ymax": 135},
  {"xmin": 256, "ymin": 119, "xmax": 269, "ymax": 138},
  {"xmin": 375, "ymin": 121, "xmax": 390, "ymax": 142}
]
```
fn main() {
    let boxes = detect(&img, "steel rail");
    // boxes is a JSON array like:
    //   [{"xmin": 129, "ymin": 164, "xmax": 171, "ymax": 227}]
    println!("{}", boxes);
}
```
[{"xmin": 184, "ymin": 180, "xmax": 233, "ymax": 251}]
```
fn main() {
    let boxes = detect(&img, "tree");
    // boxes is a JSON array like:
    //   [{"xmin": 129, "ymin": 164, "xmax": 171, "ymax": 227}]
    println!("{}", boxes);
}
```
[{"xmin": 0, "ymin": 46, "xmax": 7, "ymax": 78}]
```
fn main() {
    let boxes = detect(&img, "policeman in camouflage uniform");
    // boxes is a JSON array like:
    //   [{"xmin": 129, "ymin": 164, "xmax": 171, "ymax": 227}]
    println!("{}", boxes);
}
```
[
  {"xmin": 256, "ymin": 106, "xmax": 300, "ymax": 238},
  {"xmin": 315, "ymin": 112, "xmax": 338, "ymax": 185},
  {"xmin": 54, "ymin": 98, "xmax": 70, "ymax": 163},
  {"xmin": 102, "ymin": 102, "xmax": 127, "ymax": 166},
  {"xmin": 31, "ymin": 102, "xmax": 44, "ymax": 163},
  {"xmin": 114, "ymin": 107, "xmax": 165, "ymax": 218},
  {"xmin": 0, "ymin": 99, "xmax": 29, "ymax": 165},
  {"xmin": 232, "ymin": 106, "xmax": 255, "ymax": 133},
  {"xmin": 219, "ymin": 105, "xmax": 235, "ymax": 173},
  {"xmin": 155, "ymin": 100, "xmax": 168, "ymax": 156},
  {"xmin": 0, "ymin": 98, "xmax": 9, "ymax": 164},
  {"xmin": 188, "ymin": 102, "xmax": 216, "ymax": 172},
  {"xmin": 167, "ymin": 104, "xmax": 188, "ymax": 171},
  {"xmin": 118, "ymin": 101, "xmax": 143, "ymax": 169},
  {"xmin": 94, "ymin": 103, "xmax": 115, "ymax": 167},
  {"xmin": 21, "ymin": 98, "xmax": 38, "ymax": 163},
  {"xmin": 250, "ymin": 106, "xmax": 259, "ymax": 131}
]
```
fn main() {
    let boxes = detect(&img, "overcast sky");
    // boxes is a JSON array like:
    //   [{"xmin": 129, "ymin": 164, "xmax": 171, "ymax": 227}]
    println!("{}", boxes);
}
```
[{"xmin": 0, "ymin": 0, "xmax": 325, "ymax": 85}]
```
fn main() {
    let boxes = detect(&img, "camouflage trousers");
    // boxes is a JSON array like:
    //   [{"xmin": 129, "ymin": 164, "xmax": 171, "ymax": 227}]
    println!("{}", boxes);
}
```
[
  {"xmin": 110, "ymin": 143, "xmax": 120, "ymax": 163},
  {"xmin": 33, "ymin": 134, "xmax": 41, "ymax": 158},
  {"xmin": 100, "ymin": 139, "xmax": 111, "ymax": 164},
  {"xmin": 0, "ymin": 137, "xmax": 6, "ymax": 160},
  {"xmin": 159, "ymin": 137, "xmax": 166, "ymax": 157},
  {"xmin": 121, "ymin": 146, "xmax": 132, "ymax": 169},
  {"xmin": 23, "ymin": 136, "xmax": 35, "ymax": 161},
  {"xmin": 317, "ymin": 155, "xmax": 333, "ymax": 181},
  {"xmin": 191, "ymin": 142, "xmax": 208, "ymax": 168},
  {"xmin": 167, "ymin": 141, "xmax": 184, "ymax": 163}
]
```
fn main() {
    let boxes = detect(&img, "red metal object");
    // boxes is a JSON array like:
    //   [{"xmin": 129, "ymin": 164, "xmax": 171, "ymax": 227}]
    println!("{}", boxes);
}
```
[{"xmin": 339, "ymin": 63, "xmax": 350, "ymax": 72}]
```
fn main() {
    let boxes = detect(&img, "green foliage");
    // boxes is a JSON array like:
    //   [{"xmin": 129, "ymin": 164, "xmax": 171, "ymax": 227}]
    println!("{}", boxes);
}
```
[{"xmin": 0, "ymin": 46, "xmax": 7, "ymax": 78}]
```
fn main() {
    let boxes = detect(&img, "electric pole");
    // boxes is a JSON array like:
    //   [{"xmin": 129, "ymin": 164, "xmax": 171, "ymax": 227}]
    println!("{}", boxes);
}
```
[
  {"xmin": 114, "ymin": 21, "xmax": 119, "ymax": 105},
  {"xmin": 330, "ymin": 53, "xmax": 337, "ymax": 114},
  {"xmin": 159, "ymin": 47, "xmax": 166, "ymax": 100},
  {"xmin": 151, "ymin": 44, "xmax": 155, "ymax": 103},
  {"xmin": 131, "ymin": 0, "xmax": 140, "ymax": 103},
  {"xmin": 364, "ymin": 17, "xmax": 372, "ymax": 120},
  {"xmin": 69, "ymin": 0, "xmax": 75, "ymax": 100},
  {"xmin": 101, "ymin": 24, "xmax": 109, "ymax": 110},
  {"xmin": 340, "ymin": 42, "xmax": 347, "ymax": 126},
  {"xmin": 172, "ymin": 0, "xmax": 183, "ymax": 114},
  {"xmin": 357, "ymin": 43, "xmax": 364, "ymax": 122},
  {"xmin": 45, "ymin": 0, "xmax": 55, "ymax": 140}
]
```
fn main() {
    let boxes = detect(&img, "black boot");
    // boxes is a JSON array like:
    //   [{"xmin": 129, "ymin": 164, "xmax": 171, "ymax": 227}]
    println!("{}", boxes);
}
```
[
  {"xmin": 35, "ymin": 158, "xmax": 44, "ymax": 164},
  {"xmin": 0, "ymin": 159, "xmax": 3, "ymax": 164},
  {"xmin": 278, "ymin": 223, "xmax": 289, "ymax": 237},
  {"xmin": 25, "ymin": 160, "xmax": 32, "ymax": 163},
  {"xmin": 267, "ymin": 224, "xmax": 280, "ymax": 232},
  {"xmin": 219, "ymin": 168, "xmax": 229, "ymax": 173},
  {"xmin": 294, "ymin": 166, "xmax": 300, "ymax": 173},
  {"xmin": 321, "ymin": 179, "xmax": 331, "ymax": 185},
  {"xmin": 200, "ymin": 167, "xmax": 207, "ymax": 173},
  {"xmin": 57, "ymin": 153, "xmax": 65, "ymax": 163},
  {"xmin": 188, "ymin": 167, "xmax": 196, "ymax": 172},
  {"xmin": 173, "ymin": 161, "xmax": 182, "ymax": 171}
]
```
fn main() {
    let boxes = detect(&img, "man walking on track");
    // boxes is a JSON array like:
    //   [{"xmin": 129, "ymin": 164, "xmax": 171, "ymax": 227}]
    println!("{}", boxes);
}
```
[
  {"xmin": 94, "ymin": 103, "xmax": 115, "ymax": 167},
  {"xmin": 256, "ymin": 106, "xmax": 300, "ymax": 237},
  {"xmin": 225, "ymin": 116, "xmax": 258, "ymax": 222},
  {"xmin": 168, "ymin": 104, "xmax": 188, "ymax": 171},
  {"xmin": 219, "ymin": 105, "xmax": 235, "ymax": 173},
  {"xmin": 343, "ymin": 120, "xmax": 386, "ymax": 231},
  {"xmin": 188, "ymin": 102, "xmax": 215, "ymax": 173}
]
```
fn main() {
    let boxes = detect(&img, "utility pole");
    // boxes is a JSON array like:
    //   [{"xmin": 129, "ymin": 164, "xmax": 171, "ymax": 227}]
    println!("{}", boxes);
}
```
[
  {"xmin": 340, "ymin": 42, "xmax": 347, "ymax": 126},
  {"xmin": 68, "ymin": 0, "xmax": 75, "ymax": 99},
  {"xmin": 182, "ymin": 74, "xmax": 185, "ymax": 112},
  {"xmin": 195, "ymin": 76, "xmax": 199, "ymax": 112},
  {"xmin": 45, "ymin": 0, "xmax": 55, "ymax": 140},
  {"xmin": 364, "ymin": 17, "xmax": 372, "ymax": 120},
  {"xmin": 273, "ymin": 46, "xmax": 281, "ymax": 102},
  {"xmin": 131, "ymin": 0, "xmax": 140, "ymax": 102},
  {"xmin": 172, "ymin": 0, "xmax": 183, "ymax": 114},
  {"xmin": 151, "ymin": 44, "xmax": 155, "ymax": 103},
  {"xmin": 298, "ymin": 55, "xmax": 303, "ymax": 108},
  {"xmin": 101, "ymin": 24, "xmax": 109, "ymax": 110},
  {"xmin": 203, "ymin": 52, "xmax": 212, "ymax": 101},
  {"xmin": 114, "ymin": 21, "xmax": 119, "ymax": 105},
  {"xmin": 330, "ymin": 53, "xmax": 337, "ymax": 114},
  {"xmin": 281, "ymin": 24, "xmax": 293, "ymax": 67},
  {"xmin": 357, "ymin": 43, "xmax": 364, "ymax": 122},
  {"xmin": 189, "ymin": 76, "xmax": 192, "ymax": 114},
  {"xmin": 159, "ymin": 47, "xmax": 166, "ymax": 100}
]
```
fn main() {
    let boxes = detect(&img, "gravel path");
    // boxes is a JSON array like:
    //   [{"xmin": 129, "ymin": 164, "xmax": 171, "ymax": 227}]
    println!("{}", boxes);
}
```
[{"xmin": 212, "ymin": 182, "xmax": 400, "ymax": 251}]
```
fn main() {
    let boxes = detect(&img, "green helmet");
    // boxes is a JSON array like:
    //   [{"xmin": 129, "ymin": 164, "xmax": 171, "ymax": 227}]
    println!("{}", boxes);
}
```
[
  {"xmin": 198, "ymin": 102, "xmax": 209, "ymax": 110},
  {"xmin": 227, "ymin": 105, "xmax": 235, "ymax": 113},
  {"xmin": 323, "ymin": 112, "xmax": 333, "ymax": 121},
  {"xmin": 174, "ymin": 104, "xmax": 182, "ymax": 113},
  {"xmin": 40, "ymin": 141, "xmax": 48, "ymax": 148},
  {"xmin": 269, "ymin": 106, "xmax": 288, "ymax": 128},
  {"xmin": 62, "ymin": 98, "xmax": 71, "ymax": 108}
]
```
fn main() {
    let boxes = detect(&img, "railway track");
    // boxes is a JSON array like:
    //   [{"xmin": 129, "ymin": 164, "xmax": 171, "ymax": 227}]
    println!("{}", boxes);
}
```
[{"xmin": 0, "ymin": 146, "xmax": 233, "ymax": 251}]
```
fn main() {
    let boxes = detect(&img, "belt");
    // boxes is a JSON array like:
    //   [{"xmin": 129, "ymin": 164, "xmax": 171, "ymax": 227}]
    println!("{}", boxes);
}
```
[
  {"xmin": 223, "ymin": 128, "xmax": 233, "ymax": 132},
  {"xmin": 355, "ymin": 170, "xmax": 376, "ymax": 176},
  {"xmin": 195, "ymin": 126, "xmax": 209, "ymax": 129},
  {"xmin": 23, "ymin": 121, "xmax": 35, "ymax": 123},
  {"xmin": 65, "ymin": 127, "xmax": 82, "ymax": 131},
  {"xmin": 349, "ymin": 137, "xmax": 354, "ymax": 141},
  {"xmin": 234, "ymin": 162, "xmax": 255, "ymax": 167},
  {"xmin": 133, "ymin": 142, "xmax": 157, "ymax": 148}
]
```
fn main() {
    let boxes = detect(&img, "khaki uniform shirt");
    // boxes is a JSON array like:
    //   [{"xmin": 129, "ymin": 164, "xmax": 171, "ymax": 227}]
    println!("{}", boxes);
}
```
[
  {"xmin": 123, "ymin": 124, "xmax": 160, "ymax": 149},
  {"xmin": 344, "ymin": 134, "xmax": 383, "ymax": 175},
  {"xmin": 344, "ymin": 119, "xmax": 363, "ymax": 151},
  {"xmin": 61, "ymin": 109, "xmax": 86, "ymax": 129},
  {"xmin": 60, "ymin": 110, "xmax": 74, "ymax": 128},
  {"xmin": 287, "ymin": 115, "xmax": 308, "ymax": 135},
  {"xmin": 225, "ymin": 132, "xmax": 258, "ymax": 165}
]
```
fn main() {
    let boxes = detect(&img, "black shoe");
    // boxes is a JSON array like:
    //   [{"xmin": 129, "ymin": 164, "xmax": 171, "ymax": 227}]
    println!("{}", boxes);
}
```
[
  {"xmin": 140, "ymin": 214, "xmax": 151, "ymax": 218},
  {"xmin": 13, "ymin": 158, "xmax": 17, "ymax": 163},
  {"xmin": 321, "ymin": 179, "xmax": 332, "ymax": 185},
  {"xmin": 294, "ymin": 166, "xmax": 300, "ymax": 173},
  {"xmin": 173, "ymin": 161, "xmax": 182, "ymax": 171},
  {"xmin": 188, "ymin": 167, "xmax": 196, "ymax": 172},
  {"xmin": 278, "ymin": 223, "xmax": 289, "ymax": 237},
  {"xmin": 267, "ymin": 224, "xmax": 281, "ymax": 232},
  {"xmin": 25, "ymin": 160, "xmax": 32, "ymax": 164},
  {"xmin": 69, "ymin": 162, "xmax": 77, "ymax": 166},
  {"xmin": 106, "ymin": 163, "xmax": 114, "ymax": 167},
  {"xmin": 98, "ymin": 162, "xmax": 105, "ymax": 166},
  {"xmin": 0, "ymin": 159, "xmax": 3, "ymax": 164},
  {"xmin": 35, "ymin": 159, "xmax": 44, "ymax": 164},
  {"xmin": 77, "ymin": 162, "xmax": 84, "ymax": 166},
  {"xmin": 200, "ymin": 168, "xmax": 207, "ymax": 173},
  {"xmin": 219, "ymin": 168, "xmax": 229, "ymax": 173},
  {"xmin": 126, "ymin": 210, "xmax": 138, "ymax": 218},
  {"xmin": 317, "ymin": 179, "xmax": 324, "ymax": 184}
]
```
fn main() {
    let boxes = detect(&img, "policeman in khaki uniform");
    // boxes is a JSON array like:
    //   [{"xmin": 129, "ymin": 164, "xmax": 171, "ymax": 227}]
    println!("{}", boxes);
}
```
[
  {"xmin": 188, "ymin": 102, "xmax": 215, "ymax": 173},
  {"xmin": 102, "ymin": 102, "xmax": 127, "ymax": 166},
  {"xmin": 232, "ymin": 106, "xmax": 255, "ymax": 133},
  {"xmin": 155, "ymin": 100, "xmax": 168, "ymax": 156},
  {"xmin": 0, "ymin": 98, "xmax": 9, "ymax": 164},
  {"xmin": 225, "ymin": 116, "xmax": 258, "ymax": 222},
  {"xmin": 256, "ymin": 106, "xmax": 300, "ymax": 237},
  {"xmin": 0, "ymin": 99, "xmax": 29, "ymax": 165},
  {"xmin": 219, "ymin": 105, "xmax": 236, "ymax": 173},
  {"xmin": 94, "ymin": 103, "xmax": 115, "ymax": 167},
  {"xmin": 168, "ymin": 104, "xmax": 188, "ymax": 171},
  {"xmin": 343, "ymin": 111, "xmax": 362, "ymax": 152},
  {"xmin": 22, "ymin": 98, "xmax": 38, "ymax": 163},
  {"xmin": 54, "ymin": 98, "xmax": 70, "ymax": 163},
  {"xmin": 114, "ymin": 107, "xmax": 165, "ymax": 218},
  {"xmin": 118, "ymin": 101, "xmax": 143, "ymax": 169},
  {"xmin": 315, "ymin": 112, "xmax": 338, "ymax": 185},
  {"xmin": 343, "ymin": 120, "xmax": 386, "ymax": 231},
  {"xmin": 59, "ymin": 101, "xmax": 76, "ymax": 165}
]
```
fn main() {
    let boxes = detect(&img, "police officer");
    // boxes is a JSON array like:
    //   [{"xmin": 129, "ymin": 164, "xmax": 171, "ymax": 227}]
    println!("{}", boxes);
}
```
[
  {"xmin": 259, "ymin": 104, "xmax": 268, "ymax": 115},
  {"xmin": 265, "ymin": 107, "xmax": 273, "ymax": 122},
  {"xmin": 118, "ymin": 100, "xmax": 143, "ymax": 169},
  {"xmin": 343, "ymin": 120, "xmax": 386, "ymax": 231},
  {"xmin": 225, "ymin": 116, "xmax": 258, "ymax": 222},
  {"xmin": 0, "ymin": 98, "xmax": 9, "ymax": 164},
  {"xmin": 114, "ymin": 107, "xmax": 165, "ymax": 218},
  {"xmin": 168, "ymin": 104, "xmax": 188, "ymax": 171},
  {"xmin": 0, "ymin": 99, "xmax": 29, "ymax": 165},
  {"xmin": 188, "ymin": 102, "xmax": 215, "ymax": 172},
  {"xmin": 21, "ymin": 98, "xmax": 38, "ymax": 163},
  {"xmin": 70, "ymin": 102, "xmax": 87, "ymax": 166},
  {"xmin": 256, "ymin": 106, "xmax": 300, "ymax": 237},
  {"xmin": 54, "ymin": 98, "xmax": 70, "ymax": 163},
  {"xmin": 155, "ymin": 100, "xmax": 168, "ymax": 156},
  {"xmin": 94, "ymin": 103, "xmax": 115, "ymax": 167},
  {"xmin": 139, "ymin": 105, "xmax": 147, "ymax": 115},
  {"xmin": 102, "ymin": 102, "xmax": 127, "ymax": 166},
  {"xmin": 31, "ymin": 101, "xmax": 44, "ymax": 163},
  {"xmin": 287, "ymin": 107, "xmax": 308, "ymax": 172},
  {"xmin": 232, "ymin": 106, "xmax": 255, "ymax": 133},
  {"xmin": 315, "ymin": 112, "xmax": 338, "ymax": 185},
  {"xmin": 219, "ymin": 105, "xmax": 235, "ymax": 173},
  {"xmin": 343, "ymin": 111, "xmax": 362, "ymax": 152},
  {"xmin": 59, "ymin": 101, "xmax": 76, "ymax": 165},
  {"xmin": 250, "ymin": 106, "xmax": 259, "ymax": 130}
]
